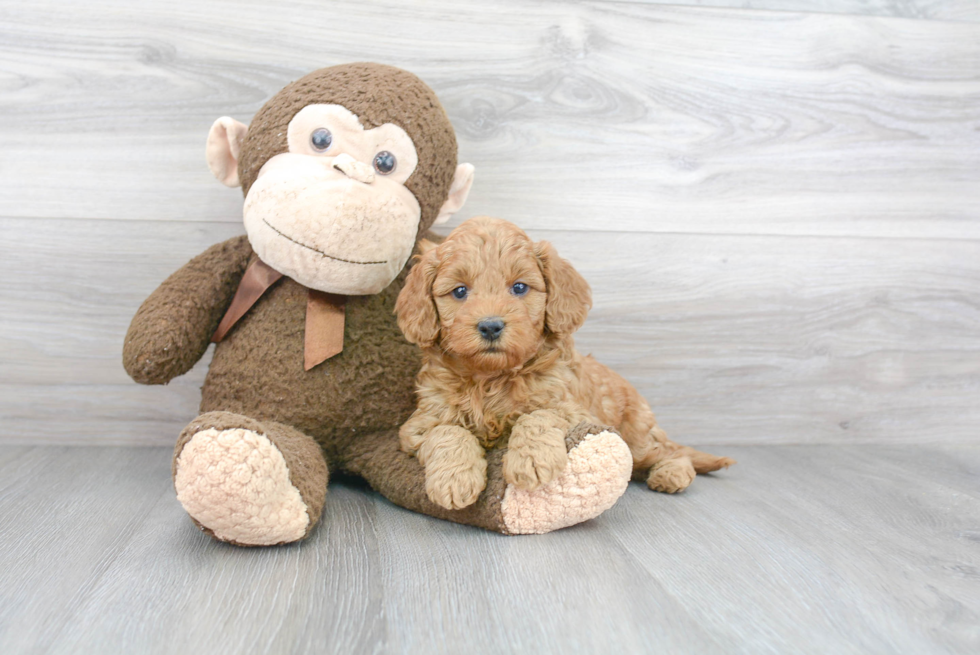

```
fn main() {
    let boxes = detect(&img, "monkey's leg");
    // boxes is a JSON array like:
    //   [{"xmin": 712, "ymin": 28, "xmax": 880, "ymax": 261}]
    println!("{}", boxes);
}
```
[
  {"xmin": 340, "ymin": 423, "xmax": 632, "ymax": 535},
  {"xmin": 172, "ymin": 411, "xmax": 328, "ymax": 546}
]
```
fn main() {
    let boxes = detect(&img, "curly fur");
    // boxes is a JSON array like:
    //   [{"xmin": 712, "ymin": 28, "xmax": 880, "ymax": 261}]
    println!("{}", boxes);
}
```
[{"xmin": 395, "ymin": 217, "xmax": 734, "ymax": 508}]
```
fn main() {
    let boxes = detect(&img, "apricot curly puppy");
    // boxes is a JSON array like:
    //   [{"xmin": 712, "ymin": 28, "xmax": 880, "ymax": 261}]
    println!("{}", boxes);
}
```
[{"xmin": 395, "ymin": 217, "xmax": 735, "ymax": 510}]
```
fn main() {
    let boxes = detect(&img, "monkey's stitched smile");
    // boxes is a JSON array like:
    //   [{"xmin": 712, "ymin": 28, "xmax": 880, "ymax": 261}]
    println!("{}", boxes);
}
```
[{"xmin": 262, "ymin": 219, "xmax": 387, "ymax": 265}]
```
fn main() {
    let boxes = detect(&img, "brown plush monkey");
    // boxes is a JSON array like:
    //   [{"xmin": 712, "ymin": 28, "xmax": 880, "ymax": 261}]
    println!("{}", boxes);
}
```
[{"xmin": 123, "ymin": 63, "xmax": 633, "ymax": 545}]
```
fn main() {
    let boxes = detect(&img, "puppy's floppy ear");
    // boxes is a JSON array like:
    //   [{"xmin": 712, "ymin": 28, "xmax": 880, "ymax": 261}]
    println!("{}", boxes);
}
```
[
  {"xmin": 535, "ymin": 240, "xmax": 592, "ymax": 336},
  {"xmin": 416, "ymin": 238, "xmax": 438, "ymax": 256},
  {"xmin": 395, "ymin": 247, "xmax": 441, "ymax": 347}
]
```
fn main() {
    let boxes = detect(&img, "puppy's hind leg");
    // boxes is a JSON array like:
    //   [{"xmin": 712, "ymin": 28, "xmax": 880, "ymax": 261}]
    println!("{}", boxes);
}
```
[
  {"xmin": 636, "ymin": 427, "xmax": 695, "ymax": 493},
  {"xmin": 645, "ymin": 423, "xmax": 736, "ymax": 473},
  {"xmin": 624, "ymin": 418, "xmax": 734, "ymax": 494},
  {"xmin": 672, "ymin": 442, "xmax": 737, "ymax": 474}
]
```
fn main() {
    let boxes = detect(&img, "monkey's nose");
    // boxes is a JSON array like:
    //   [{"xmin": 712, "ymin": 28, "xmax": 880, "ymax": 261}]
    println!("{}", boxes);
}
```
[
  {"xmin": 331, "ymin": 153, "xmax": 376, "ymax": 184},
  {"xmin": 477, "ymin": 318, "xmax": 505, "ymax": 342}
]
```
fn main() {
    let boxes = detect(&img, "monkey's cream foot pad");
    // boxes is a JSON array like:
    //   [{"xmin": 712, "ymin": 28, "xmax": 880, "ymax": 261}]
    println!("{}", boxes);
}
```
[
  {"xmin": 500, "ymin": 429, "xmax": 632, "ymax": 535},
  {"xmin": 174, "ymin": 428, "xmax": 310, "ymax": 546}
]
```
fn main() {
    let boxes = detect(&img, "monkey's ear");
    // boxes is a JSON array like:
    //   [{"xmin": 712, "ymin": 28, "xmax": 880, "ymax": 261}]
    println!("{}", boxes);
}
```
[
  {"xmin": 206, "ymin": 117, "xmax": 249, "ymax": 187},
  {"xmin": 535, "ymin": 240, "xmax": 592, "ymax": 337},
  {"xmin": 395, "ymin": 248, "xmax": 441, "ymax": 347},
  {"xmin": 432, "ymin": 164, "xmax": 475, "ymax": 226}
]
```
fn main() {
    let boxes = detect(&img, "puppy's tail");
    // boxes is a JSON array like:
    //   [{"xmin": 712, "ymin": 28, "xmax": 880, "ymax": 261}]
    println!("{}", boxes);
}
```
[
  {"xmin": 647, "ymin": 425, "xmax": 736, "ymax": 474},
  {"xmin": 672, "ymin": 445, "xmax": 736, "ymax": 474}
]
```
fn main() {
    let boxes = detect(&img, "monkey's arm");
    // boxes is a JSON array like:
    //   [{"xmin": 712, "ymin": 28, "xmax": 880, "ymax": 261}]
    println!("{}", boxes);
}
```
[{"xmin": 123, "ymin": 235, "xmax": 253, "ymax": 385}]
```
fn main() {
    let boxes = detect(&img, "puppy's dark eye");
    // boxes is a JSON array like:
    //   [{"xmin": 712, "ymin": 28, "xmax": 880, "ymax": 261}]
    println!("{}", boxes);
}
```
[
  {"xmin": 511, "ymin": 282, "xmax": 529, "ymax": 296},
  {"xmin": 452, "ymin": 285, "xmax": 468, "ymax": 300},
  {"xmin": 311, "ymin": 128, "xmax": 332, "ymax": 152},
  {"xmin": 373, "ymin": 151, "xmax": 396, "ymax": 175}
]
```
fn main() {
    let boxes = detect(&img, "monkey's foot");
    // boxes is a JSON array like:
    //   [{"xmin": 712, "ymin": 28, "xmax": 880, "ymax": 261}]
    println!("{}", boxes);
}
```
[
  {"xmin": 499, "ymin": 423, "xmax": 632, "ymax": 535},
  {"xmin": 173, "ymin": 412, "xmax": 328, "ymax": 546}
]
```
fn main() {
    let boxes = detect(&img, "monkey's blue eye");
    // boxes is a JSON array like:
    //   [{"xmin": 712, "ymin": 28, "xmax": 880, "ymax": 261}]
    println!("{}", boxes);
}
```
[
  {"xmin": 311, "ymin": 128, "xmax": 332, "ymax": 152},
  {"xmin": 374, "ymin": 151, "xmax": 396, "ymax": 175},
  {"xmin": 511, "ymin": 282, "xmax": 529, "ymax": 296},
  {"xmin": 452, "ymin": 286, "xmax": 468, "ymax": 300}
]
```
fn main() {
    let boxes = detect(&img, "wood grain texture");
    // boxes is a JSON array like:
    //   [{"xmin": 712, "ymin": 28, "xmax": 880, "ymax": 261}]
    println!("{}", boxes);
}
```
[
  {"xmin": 0, "ymin": 445, "xmax": 976, "ymax": 654},
  {"xmin": 0, "ymin": 447, "xmax": 170, "ymax": 654},
  {"xmin": 608, "ymin": 444, "xmax": 980, "ymax": 654},
  {"xmin": 0, "ymin": 1, "xmax": 978, "ymax": 238},
  {"xmin": 1, "ymin": 2, "xmax": 977, "ymax": 447},
  {"xmin": 2, "ymin": 4, "xmax": 976, "ymax": 654},
  {"xmin": 0, "ymin": 218, "xmax": 240, "ymax": 444},
  {"xmin": 624, "ymin": 0, "xmax": 980, "ymax": 23},
  {"xmin": 3, "ymin": 217, "xmax": 978, "ymax": 445}
]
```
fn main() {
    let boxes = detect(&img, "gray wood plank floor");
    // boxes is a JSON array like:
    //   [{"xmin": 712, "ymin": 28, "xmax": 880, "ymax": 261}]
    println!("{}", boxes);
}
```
[{"xmin": 0, "ymin": 445, "xmax": 976, "ymax": 654}]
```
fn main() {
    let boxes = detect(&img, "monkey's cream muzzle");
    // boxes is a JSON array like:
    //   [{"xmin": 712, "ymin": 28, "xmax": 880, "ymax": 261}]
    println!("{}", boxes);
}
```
[{"xmin": 243, "ymin": 152, "xmax": 422, "ymax": 295}]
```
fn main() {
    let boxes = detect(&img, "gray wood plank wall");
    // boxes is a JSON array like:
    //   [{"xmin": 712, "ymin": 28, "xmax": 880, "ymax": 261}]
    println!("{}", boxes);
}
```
[
  {"xmin": 632, "ymin": 0, "xmax": 980, "ymax": 22},
  {"xmin": 1, "ymin": 0, "xmax": 978, "ymax": 446}
]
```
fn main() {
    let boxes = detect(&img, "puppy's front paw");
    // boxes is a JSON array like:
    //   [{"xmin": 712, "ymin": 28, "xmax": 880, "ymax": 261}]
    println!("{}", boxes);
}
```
[
  {"xmin": 647, "ymin": 456, "xmax": 696, "ymax": 493},
  {"xmin": 424, "ymin": 457, "xmax": 488, "ymax": 510},
  {"xmin": 503, "ymin": 435, "xmax": 568, "ymax": 491}
]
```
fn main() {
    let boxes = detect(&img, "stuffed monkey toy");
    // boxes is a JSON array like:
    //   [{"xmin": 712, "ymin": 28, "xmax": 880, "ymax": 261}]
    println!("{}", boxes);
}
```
[{"xmin": 123, "ymin": 63, "xmax": 633, "ymax": 545}]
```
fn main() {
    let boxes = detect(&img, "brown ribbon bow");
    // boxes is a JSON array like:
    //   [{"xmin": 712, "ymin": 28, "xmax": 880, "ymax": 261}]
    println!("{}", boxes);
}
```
[{"xmin": 212, "ymin": 258, "xmax": 347, "ymax": 370}]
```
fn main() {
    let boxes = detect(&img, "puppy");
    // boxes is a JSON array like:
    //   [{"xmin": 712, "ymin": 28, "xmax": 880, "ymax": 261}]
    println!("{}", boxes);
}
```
[{"xmin": 395, "ymin": 216, "xmax": 734, "ymax": 510}]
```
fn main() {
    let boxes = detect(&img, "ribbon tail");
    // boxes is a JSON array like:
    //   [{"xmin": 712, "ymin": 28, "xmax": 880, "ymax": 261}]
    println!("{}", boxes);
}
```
[{"xmin": 305, "ymin": 291, "xmax": 346, "ymax": 370}]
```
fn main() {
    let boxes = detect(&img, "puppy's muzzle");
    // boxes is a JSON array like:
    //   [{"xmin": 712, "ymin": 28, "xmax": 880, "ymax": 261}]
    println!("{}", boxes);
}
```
[{"xmin": 477, "ymin": 317, "xmax": 505, "ymax": 342}]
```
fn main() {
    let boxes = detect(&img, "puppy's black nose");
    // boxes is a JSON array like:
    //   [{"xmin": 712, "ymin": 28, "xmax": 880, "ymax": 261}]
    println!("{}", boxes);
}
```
[{"xmin": 477, "ymin": 318, "xmax": 505, "ymax": 342}]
